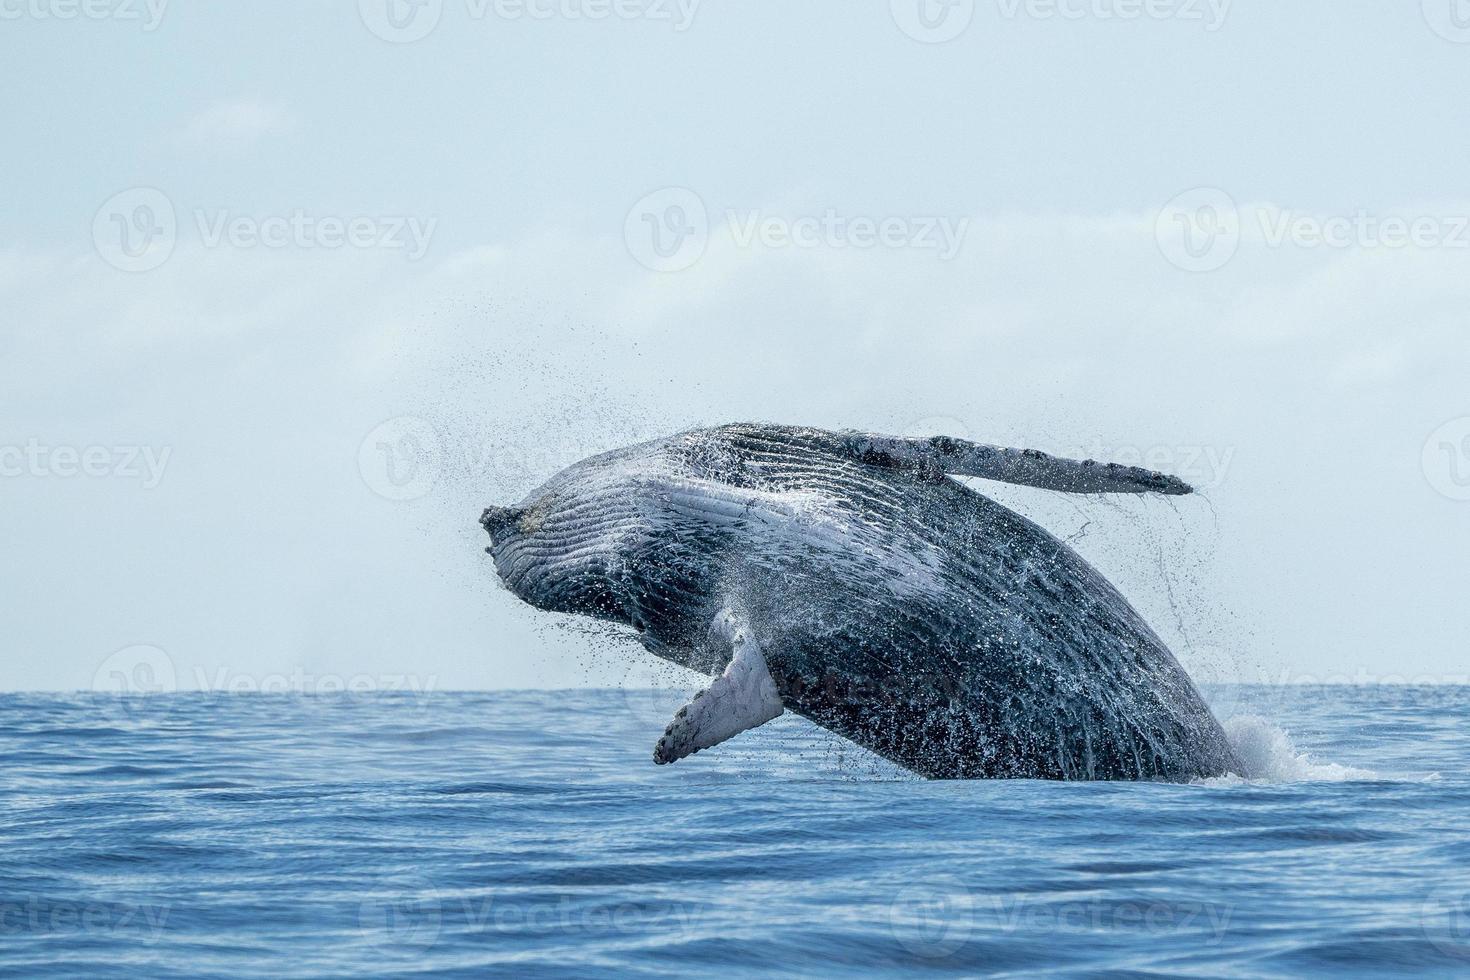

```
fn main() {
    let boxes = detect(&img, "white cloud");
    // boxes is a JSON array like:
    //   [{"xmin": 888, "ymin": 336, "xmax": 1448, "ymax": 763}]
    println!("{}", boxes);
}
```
[
  {"xmin": 5, "ymin": 199, "xmax": 1470, "ymax": 690},
  {"xmin": 180, "ymin": 98, "xmax": 294, "ymax": 148},
  {"xmin": 1326, "ymin": 343, "xmax": 1411, "ymax": 390}
]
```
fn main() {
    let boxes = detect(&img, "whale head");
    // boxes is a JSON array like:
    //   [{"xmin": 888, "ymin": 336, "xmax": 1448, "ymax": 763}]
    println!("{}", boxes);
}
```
[{"xmin": 480, "ymin": 477, "xmax": 635, "ymax": 623}]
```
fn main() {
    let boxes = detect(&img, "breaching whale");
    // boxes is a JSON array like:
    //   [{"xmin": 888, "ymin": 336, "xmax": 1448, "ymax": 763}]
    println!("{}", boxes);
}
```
[{"xmin": 480, "ymin": 423, "xmax": 1240, "ymax": 781}]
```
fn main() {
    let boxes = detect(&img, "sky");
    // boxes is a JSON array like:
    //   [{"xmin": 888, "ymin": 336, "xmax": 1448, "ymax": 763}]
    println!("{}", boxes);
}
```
[{"xmin": 2, "ymin": 1, "xmax": 1468, "ymax": 696}]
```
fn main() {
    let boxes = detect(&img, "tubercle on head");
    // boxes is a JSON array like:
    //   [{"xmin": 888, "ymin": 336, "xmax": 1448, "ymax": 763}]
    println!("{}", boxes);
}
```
[{"xmin": 480, "ymin": 505, "xmax": 526, "ymax": 541}]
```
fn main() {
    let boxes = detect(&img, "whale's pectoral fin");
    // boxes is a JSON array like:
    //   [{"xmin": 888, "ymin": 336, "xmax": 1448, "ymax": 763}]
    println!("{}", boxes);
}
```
[
  {"xmin": 653, "ymin": 608, "xmax": 784, "ymax": 766},
  {"xmin": 837, "ymin": 431, "xmax": 1193, "ymax": 495}
]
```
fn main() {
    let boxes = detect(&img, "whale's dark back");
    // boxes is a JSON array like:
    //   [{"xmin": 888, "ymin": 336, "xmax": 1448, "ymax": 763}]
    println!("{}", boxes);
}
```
[{"xmin": 502, "ymin": 423, "xmax": 1239, "ymax": 781}]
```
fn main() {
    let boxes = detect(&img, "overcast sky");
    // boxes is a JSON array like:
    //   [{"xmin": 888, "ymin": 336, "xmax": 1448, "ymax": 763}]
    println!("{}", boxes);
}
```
[{"xmin": 3, "ymin": 2, "xmax": 1468, "ymax": 696}]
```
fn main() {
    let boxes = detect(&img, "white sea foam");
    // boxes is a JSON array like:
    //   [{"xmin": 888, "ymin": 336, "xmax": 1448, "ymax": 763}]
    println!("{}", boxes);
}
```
[{"xmin": 1195, "ymin": 715, "xmax": 1378, "ymax": 785}]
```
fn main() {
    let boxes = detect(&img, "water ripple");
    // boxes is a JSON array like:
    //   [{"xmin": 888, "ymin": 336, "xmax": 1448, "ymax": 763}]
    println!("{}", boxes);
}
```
[{"xmin": 1, "ymin": 687, "xmax": 1468, "ymax": 976}]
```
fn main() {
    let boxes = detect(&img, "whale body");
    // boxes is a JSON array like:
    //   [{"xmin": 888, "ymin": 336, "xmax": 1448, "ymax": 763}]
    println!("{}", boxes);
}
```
[{"xmin": 481, "ymin": 423, "xmax": 1240, "ymax": 781}]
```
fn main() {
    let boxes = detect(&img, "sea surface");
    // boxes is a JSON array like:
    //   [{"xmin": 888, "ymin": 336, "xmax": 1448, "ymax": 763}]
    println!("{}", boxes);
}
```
[{"xmin": 2, "ymin": 686, "xmax": 1468, "ymax": 978}]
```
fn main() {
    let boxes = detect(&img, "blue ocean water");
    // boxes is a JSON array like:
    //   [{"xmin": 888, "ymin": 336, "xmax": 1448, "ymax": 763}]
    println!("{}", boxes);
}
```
[{"xmin": 2, "ymin": 687, "xmax": 1468, "ymax": 978}]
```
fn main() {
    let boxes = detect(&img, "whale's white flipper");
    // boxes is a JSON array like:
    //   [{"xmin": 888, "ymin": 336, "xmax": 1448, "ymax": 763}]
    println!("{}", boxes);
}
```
[
  {"xmin": 653, "ymin": 608, "xmax": 784, "ymax": 765},
  {"xmin": 838, "ymin": 431, "xmax": 1193, "ymax": 495}
]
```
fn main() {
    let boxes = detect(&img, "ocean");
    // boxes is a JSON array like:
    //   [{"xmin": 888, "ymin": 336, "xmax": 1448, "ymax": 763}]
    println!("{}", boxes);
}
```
[{"xmin": 2, "ymin": 686, "xmax": 1468, "ymax": 977}]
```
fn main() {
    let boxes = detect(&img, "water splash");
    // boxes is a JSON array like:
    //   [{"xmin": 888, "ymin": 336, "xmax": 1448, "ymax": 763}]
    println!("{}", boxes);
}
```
[{"xmin": 1200, "ymin": 715, "xmax": 1378, "ymax": 785}]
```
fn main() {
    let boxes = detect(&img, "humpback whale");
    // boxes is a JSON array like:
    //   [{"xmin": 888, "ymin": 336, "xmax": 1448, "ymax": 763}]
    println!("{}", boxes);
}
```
[{"xmin": 480, "ymin": 423, "xmax": 1240, "ymax": 781}]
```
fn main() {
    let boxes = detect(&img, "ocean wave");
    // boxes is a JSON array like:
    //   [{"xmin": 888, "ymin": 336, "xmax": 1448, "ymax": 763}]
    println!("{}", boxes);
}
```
[{"xmin": 2, "ymin": 688, "xmax": 1468, "ymax": 976}]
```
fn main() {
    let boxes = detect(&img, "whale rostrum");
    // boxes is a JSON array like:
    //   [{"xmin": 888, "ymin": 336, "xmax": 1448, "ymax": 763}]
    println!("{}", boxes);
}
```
[{"xmin": 481, "ymin": 423, "xmax": 1240, "ymax": 781}]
